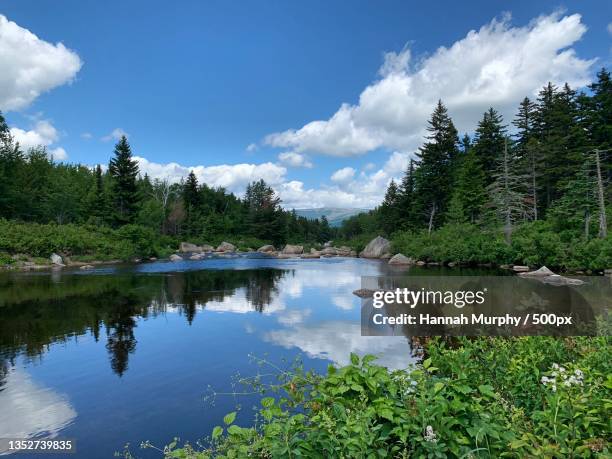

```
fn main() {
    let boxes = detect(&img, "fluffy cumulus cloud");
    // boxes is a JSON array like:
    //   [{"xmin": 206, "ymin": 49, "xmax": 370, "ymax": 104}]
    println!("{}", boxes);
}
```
[
  {"xmin": 134, "ymin": 156, "xmax": 287, "ymax": 194},
  {"xmin": 0, "ymin": 15, "xmax": 82, "ymax": 111},
  {"xmin": 277, "ymin": 151, "xmax": 313, "ymax": 168},
  {"xmin": 331, "ymin": 166, "xmax": 355, "ymax": 183},
  {"xmin": 10, "ymin": 119, "xmax": 68, "ymax": 160},
  {"xmin": 264, "ymin": 12, "xmax": 594, "ymax": 157}
]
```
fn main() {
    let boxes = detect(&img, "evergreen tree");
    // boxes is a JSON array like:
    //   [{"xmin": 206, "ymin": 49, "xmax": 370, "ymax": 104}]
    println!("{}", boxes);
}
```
[
  {"xmin": 513, "ymin": 97, "xmax": 540, "ymax": 220},
  {"xmin": 182, "ymin": 171, "xmax": 201, "ymax": 236},
  {"xmin": 398, "ymin": 159, "xmax": 416, "ymax": 228},
  {"xmin": 472, "ymin": 107, "xmax": 507, "ymax": 179},
  {"xmin": 447, "ymin": 148, "xmax": 487, "ymax": 224},
  {"xmin": 379, "ymin": 179, "xmax": 401, "ymax": 235},
  {"xmin": 413, "ymin": 100, "xmax": 459, "ymax": 232},
  {"xmin": 244, "ymin": 179, "xmax": 285, "ymax": 245},
  {"xmin": 108, "ymin": 136, "xmax": 139, "ymax": 225},
  {"xmin": 487, "ymin": 139, "xmax": 529, "ymax": 244}
]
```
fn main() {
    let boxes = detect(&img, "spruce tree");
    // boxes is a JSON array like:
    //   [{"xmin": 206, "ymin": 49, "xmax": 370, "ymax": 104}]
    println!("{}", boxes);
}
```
[
  {"xmin": 379, "ymin": 179, "xmax": 401, "ymax": 235},
  {"xmin": 513, "ymin": 97, "xmax": 540, "ymax": 220},
  {"xmin": 472, "ymin": 108, "xmax": 507, "ymax": 179},
  {"xmin": 108, "ymin": 136, "xmax": 139, "ymax": 225},
  {"xmin": 182, "ymin": 171, "xmax": 201, "ymax": 236},
  {"xmin": 447, "ymin": 148, "xmax": 487, "ymax": 224},
  {"xmin": 398, "ymin": 159, "xmax": 416, "ymax": 228},
  {"xmin": 413, "ymin": 100, "xmax": 459, "ymax": 232}
]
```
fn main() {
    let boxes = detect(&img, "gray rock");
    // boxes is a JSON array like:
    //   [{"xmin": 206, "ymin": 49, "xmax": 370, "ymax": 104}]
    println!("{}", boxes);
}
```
[
  {"xmin": 201, "ymin": 244, "xmax": 215, "ymax": 252},
  {"xmin": 282, "ymin": 244, "xmax": 304, "ymax": 255},
  {"xmin": 388, "ymin": 253, "xmax": 415, "ymax": 265},
  {"xmin": 300, "ymin": 253, "xmax": 320, "ymax": 259},
  {"xmin": 416, "ymin": 261, "xmax": 426, "ymax": 266},
  {"xmin": 512, "ymin": 265, "xmax": 530, "ymax": 272},
  {"xmin": 604, "ymin": 268, "xmax": 612, "ymax": 276},
  {"xmin": 519, "ymin": 266, "xmax": 556, "ymax": 278},
  {"xmin": 258, "ymin": 244, "xmax": 276, "ymax": 253},
  {"xmin": 50, "ymin": 253, "xmax": 64, "ymax": 266},
  {"xmin": 216, "ymin": 242, "xmax": 236, "ymax": 252},
  {"xmin": 324, "ymin": 241, "xmax": 333, "ymax": 248},
  {"xmin": 180, "ymin": 242, "xmax": 202, "ymax": 253},
  {"xmin": 189, "ymin": 253, "xmax": 205, "ymax": 260},
  {"xmin": 169, "ymin": 254, "xmax": 183, "ymax": 262},
  {"xmin": 541, "ymin": 274, "xmax": 585, "ymax": 286},
  {"xmin": 277, "ymin": 253, "xmax": 296, "ymax": 259},
  {"xmin": 360, "ymin": 236, "xmax": 391, "ymax": 258},
  {"xmin": 80, "ymin": 265, "xmax": 94, "ymax": 270},
  {"xmin": 320, "ymin": 247, "xmax": 337, "ymax": 256}
]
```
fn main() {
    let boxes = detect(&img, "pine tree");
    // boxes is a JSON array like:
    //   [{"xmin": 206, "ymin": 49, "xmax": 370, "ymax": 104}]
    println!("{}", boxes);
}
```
[
  {"xmin": 108, "ymin": 136, "xmax": 140, "ymax": 225},
  {"xmin": 398, "ymin": 159, "xmax": 416, "ymax": 228},
  {"xmin": 487, "ymin": 139, "xmax": 529, "ymax": 244},
  {"xmin": 473, "ymin": 108, "xmax": 507, "ymax": 179},
  {"xmin": 447, "ymin": 148, "xmax": 487, "ymax": 224},
  {"xmin": 513, "ymin": 97, "xmax": 540, "ymax": 220},
  {"xmin": 182, "ymin": 171, "xmax": 201, "ymax": 235},
  {"xmin": 413, "ymin": 100, "xmax": 459, "ymax": 232},
  {"xmin": 379, "ymin": 179, "xmax": 401, "ymax": 234}
]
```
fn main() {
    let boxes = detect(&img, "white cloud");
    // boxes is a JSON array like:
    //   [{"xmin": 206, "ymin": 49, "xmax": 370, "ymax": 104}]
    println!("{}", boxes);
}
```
[
  {"xmin": 278, "ymin": 151, "xmax": 313, "ymax": 168},
  {"xmin": 331, "ymin": 166, "xmax": 355, "ymax": 183},
  {"xmin": 80, "ymin": 132, "xmax": 92, "ymax": 140},
  {"xmin": 608, "ymin": 22, "xmax": 612, "ymax": 35},
  {"xmin": 9, "ymin": 119, "xmax": 68, "ymax": 160},
  {"xmin": 49, "ymin": 147, "xmax": 68, "ymax": 160},
  {"xmin": 134, "ymin": 156, "xmax": 287, "ymax": 194},
  {"xmin": 0, "ymin": 15, "xmax": 82, "ymax": 111},
  {"xmin": 264, "ymin": 12, "xmax": 594, "ymax": 157},
  {"xmin": 101, "ymin": 127, "xmax": 129, "ymax": 142},
  {"xmin": 246, "ymin": 143, "xmax": 258, "ymax": 152}
]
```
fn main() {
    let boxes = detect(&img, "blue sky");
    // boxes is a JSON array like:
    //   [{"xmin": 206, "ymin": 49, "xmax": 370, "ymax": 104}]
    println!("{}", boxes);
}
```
[{"xmin": 1, "ymin": 1, "xmax": 610, "ymax": 208}]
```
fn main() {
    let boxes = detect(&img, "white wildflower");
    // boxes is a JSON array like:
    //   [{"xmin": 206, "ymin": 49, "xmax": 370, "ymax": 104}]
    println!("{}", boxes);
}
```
[{"xmin": 424, "ymin": 425, "xmax": 438, "ymax": 443}]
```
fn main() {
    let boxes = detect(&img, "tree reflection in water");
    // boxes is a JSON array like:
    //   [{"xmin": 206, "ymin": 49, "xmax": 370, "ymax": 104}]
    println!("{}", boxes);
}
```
[{"xmin": 0, "ymin": 268, "xmax": 287, "ymax": 378}]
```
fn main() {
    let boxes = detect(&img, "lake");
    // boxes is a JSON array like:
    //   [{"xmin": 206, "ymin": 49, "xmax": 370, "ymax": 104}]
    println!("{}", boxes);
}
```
[{"xmin": 0, "ymin": 256, "xmax": 444, "ymax": 458}]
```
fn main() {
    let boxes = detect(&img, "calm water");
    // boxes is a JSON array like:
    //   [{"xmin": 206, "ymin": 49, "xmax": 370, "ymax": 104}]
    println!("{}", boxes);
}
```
[{"xmin": 0, "ymin": 256, "xmax": 443, "ymax": 458}]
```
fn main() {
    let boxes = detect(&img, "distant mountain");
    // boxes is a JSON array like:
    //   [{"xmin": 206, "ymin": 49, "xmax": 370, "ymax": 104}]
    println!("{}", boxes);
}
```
[{"xmin": 294, "ymin": 207, "xmax": 370, "ymax": 227}]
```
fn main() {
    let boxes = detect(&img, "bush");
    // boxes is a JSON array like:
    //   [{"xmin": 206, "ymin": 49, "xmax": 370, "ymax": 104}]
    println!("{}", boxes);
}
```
[{"xmin": 125, "ymin": 336, "xmax": 610, "ymax": 458}]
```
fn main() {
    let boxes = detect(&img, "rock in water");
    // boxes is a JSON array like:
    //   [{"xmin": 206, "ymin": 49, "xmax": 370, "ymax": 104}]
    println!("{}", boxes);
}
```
[
  {"xmin": 519, "ymin": 266, "xmax": 556, "ymax": 277},
  {"xmin": 282, "ymin": 244, "xmax": 304, "ymax": 255},
  {"xmin": 320, "ymin": 247, "xmax": 337, "ymax": 256},
  {"xmin": 169, "ymin": 254, "xmax": 183, "ymax": 262},
  {"xmin": 180, "ymin": 242, "xmax": 202, "ymax": 253},
  {"xmin": 50, "ymin": 253, "xmax": 64, "ymax": 266},
  {"xmin": 388, "ymin": 253, "xmax": 415, "ymax": 265},
  {"xmin": 216, "ymin": 242, "xmax": 236, "ymax": 252},
  {"xmin": 258, "ymin": 245, "xmax": 276, "ymax": 253},
  {"xmin": 512, "ymin": 265, "xmax": 530, "ymax": 272},
  {"xmin": 360, "ymin": 236, "xmax": 391, "ymax": 258}
]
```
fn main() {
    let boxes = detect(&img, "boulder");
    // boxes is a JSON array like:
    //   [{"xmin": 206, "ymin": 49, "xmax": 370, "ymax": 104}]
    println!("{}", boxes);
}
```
[
  {"xmin": 416, "ymin": 261, "xmax": 426, "ymax": 266},
  {"xmin": 512, "ymin": 265, "xmax": 530, "ymax": 272},
  {"xmin": 321, "ymin": 247, "xmax": 337, "ymax": 256},
  {"xmin": 169, "ymin": 254, "xmax": 183, "ymax": 262},
  {"xmin": 360, "ymin": 236, "xmax": 391, "ymax": 259},
  {"xmin": 300, "ymin": 253, "xmax": 320, "ymax": 259},
  {"xmin": 149, "ymin": 257, "xmax": 157, "ymax": 261},
  {"xmin": 388, "ymin": 254, "xmax": 415, "ymax": 265},
  {"xmin": 282, "ymin": 244, "xmax": 304, "ymax": 255},
  {"xmin": 201, "ymin": 244, "xmax": 215, "ymax": 252},
  {"xmin": 180, "ymin": 242, "xmax": 202, "ymax": 253},
  {"xmin": 519, "ymin": 266, "xmax": 556, "ymax": 278},
  {"xmin": 541, "ymin": 274, "xmax": 585, "ymax": 286},
  {"xmin": 189, "ymin": 253, "xmax": 205, "ymax": 260},
  {"xmin": 50, "ymin": 253, "xmax": 64, "ymax": 266},
  {"xmin": 216, "ymin": 242, "xmax": 236, "ymax": 252},
  {"xmin": 258, "ymin": 244, "xmax": 276, "ymax": 253},
  {"xmin": 604, "ymin": 268, "xmax": 612, "ymax": 276},
  {"xmin": 447, "ymin": 262, "xmax": 457, "ymax": 267},
  {"xmin": 323, "ymin": 241, "xmax": 333, "ymax": 248},
  {"xmin": 80, "ymin": 265, "xmax": 94, "ymax": 270},
  {"xmin": 336, "ymin": 246, "xmax": 352, "ymax": 257},
  {"xmin": 277, "ymin": 253, "xmax": 296, "ymax": 259}
]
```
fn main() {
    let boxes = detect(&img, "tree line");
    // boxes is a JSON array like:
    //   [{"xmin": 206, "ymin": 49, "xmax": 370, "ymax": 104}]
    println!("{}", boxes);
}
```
[
  {"xmin": 0, "ymin": 119, "xmax": 332, "ymax": 248},
  {"xmin": 340, "ymin": 69, "xmax": 610, "ymax": 252}
]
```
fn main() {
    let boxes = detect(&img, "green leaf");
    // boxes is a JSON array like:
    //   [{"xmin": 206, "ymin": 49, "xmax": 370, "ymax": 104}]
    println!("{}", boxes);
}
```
[
  {"xmin": 261, "ymin": 397, "xmax": 275, "ymax": 408},
  {"xmin": 212, "ymin": 426, "xmax": 223, "ymax": 439},
  {"xmin": 227, "ymin": 425, "xmax": 242, "ymax": 435},
  {"xmin": 350, "ymin": 353, "xmax": 360, "ymax": 366},
  {"xmin": 423, "ymin": 358, "xmax": 432, "ymax": 369},
  {"xmin": 223, "ymin": 411, "xmax": 237, "ymax": 425},
  {"xmin": 478, "ymin": 385, "xmax": 496, "ymax": 398},
  {"xmin": 433, "ymin": 382, "xmax": 444, "ymax": 393}
]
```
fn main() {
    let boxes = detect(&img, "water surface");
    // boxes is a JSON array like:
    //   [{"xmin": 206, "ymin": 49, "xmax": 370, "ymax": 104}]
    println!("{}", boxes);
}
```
[{"xmin": 0, "ymin": 257, "xmax": 435, "ymax": 458}]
